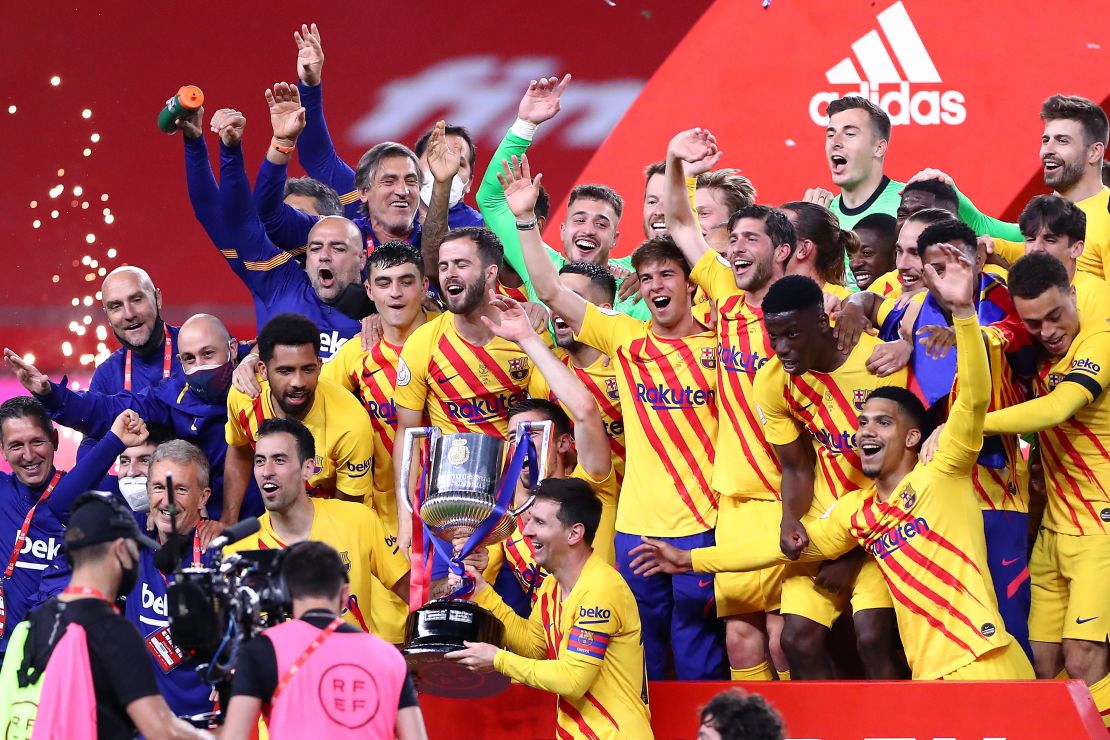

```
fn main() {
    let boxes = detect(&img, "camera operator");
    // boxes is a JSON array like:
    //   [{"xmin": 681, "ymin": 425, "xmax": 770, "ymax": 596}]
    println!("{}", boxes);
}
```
[
  {"xmin": 123, "ymin": 440, "xmax": 220, "ymax": 720},
  {"xmin": 14, "ymin": 492, "xmax": 211, "ymax": 739},
  {"xmin": 222, "ymin": 540, "xmax": 426, "ymax": 740}
]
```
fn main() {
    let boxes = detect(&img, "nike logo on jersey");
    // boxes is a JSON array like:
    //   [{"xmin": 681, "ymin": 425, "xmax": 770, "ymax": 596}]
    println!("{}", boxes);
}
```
[
  {"xmin": 1075, "ymin": 616, "xmax": 1099, "ymax": 624},
  {"xmin": 436, "ymin": 374, "xmax": 460, "ymax": 384},
  {"xmin": 1000, "ymin": 557, "xmax": 1021, "ymax": 567}
]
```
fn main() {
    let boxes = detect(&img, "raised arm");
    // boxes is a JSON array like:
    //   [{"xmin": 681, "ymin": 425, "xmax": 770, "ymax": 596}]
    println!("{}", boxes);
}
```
[
  {"xmin": 4, "ymin": 349, "xmax": 173, "ymax": 437},
  {"xmin": 501, "ymin": 155, "xmax": 589, "ymax": 333},
  {"xmin": 248, "ymin": 85, "xmax": 320, "ymax": 249},
  {"xmin": 663, "ymin": 128, "xmax": 722, "ymax": 266},
  {"xmin": 919, "ymin": 242, "xmax": 988, "ymax": 475},
  {"xmin": 291, "ymin": 23, "xmax": 358, "ymax": 208},
  {"xmin": 476, "ymin": 75, "xmax": 571, "ymax": 298},
  {"xmin": 420, "ymin": 121, "xmax": 462, "ymax": 288},
  {"xmin": 482, "ymin": 295, "xmax": 611, "ymax": 480}
]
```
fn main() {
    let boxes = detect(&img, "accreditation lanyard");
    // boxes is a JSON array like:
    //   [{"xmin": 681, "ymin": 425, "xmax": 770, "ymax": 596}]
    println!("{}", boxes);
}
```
[
  {"xmin": 0, "ymin": 470, "xmax": 64, "ymax": 637},
  {"xmin": 124, "ymin": 333, "xmax": 173, "ymax": 391},
  {"xmin": 272, "ymin": 617, "xmax": 344, "ymax": 701},
  {"xmin": 62, "ymin": 585, "xmax": 121, "ymax": 614}
]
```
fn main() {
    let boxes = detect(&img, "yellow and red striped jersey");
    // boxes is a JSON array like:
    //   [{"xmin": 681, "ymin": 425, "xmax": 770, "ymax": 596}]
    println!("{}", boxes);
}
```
[
  {"xmin": 941, "ymin": 325, "xmax": 1027, "ymax": 513},
  {"xmin": 476, "ymin": 552, "xmax": 652, "ymax": 739},
  {"xmin": 690, "ymin": 251, "xmax": 780, "ymax": 502},
  {"xmin": 754, "ymin": 334, "xmax": 908, "ymax": 514},
  {"xmin": 321, "ymin": 336, "xmax": 404, "ymax": 528},
  {"xmin": 394, "ymin": 312, "xmax": 539, "ymax": 439},
  {"xmin": 826, "ymin": 315, "xmax": 1014, "ymax": 678},
  {"xmin": 576, "ymin": 303, "xmax": 720, "ymax": 537},
  {"xmin": 225, "ymin": 379, "xmax": 375, "ymax": 502},
  {"xmin": 529, "ymin": 354, "xmax": 627, "ymax": 486},
  {"xmin": 483, "ymin": 462, "xmax": 620, "ymax": 610},
  {"xmin": 984, "ymin": 316, "xmax": 1110, "ymax": 536},
  {"xmin": 867, "ymin": 270, "xmax": 903, "ymax": 297}
]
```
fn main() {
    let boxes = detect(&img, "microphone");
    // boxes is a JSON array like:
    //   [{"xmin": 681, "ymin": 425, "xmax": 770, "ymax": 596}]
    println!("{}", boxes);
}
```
[{"xmin": 207, "ymin": 518, "xmax": 261, "ymax": 551}]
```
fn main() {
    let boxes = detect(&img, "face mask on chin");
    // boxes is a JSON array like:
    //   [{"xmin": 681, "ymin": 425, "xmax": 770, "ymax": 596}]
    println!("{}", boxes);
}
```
[
  {"xmin": 118, "ymin": 476, "xmax": 149, "ymax": 512},
  {"xmin": 419, "ymin": 172, "xmax": 466, "ymax": 209}
]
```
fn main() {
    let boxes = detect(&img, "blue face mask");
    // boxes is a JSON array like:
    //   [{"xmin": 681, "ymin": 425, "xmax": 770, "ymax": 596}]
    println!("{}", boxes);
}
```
[{"xmin": 184, "ymin": 352, "xmax": 234, "ymax": 405}]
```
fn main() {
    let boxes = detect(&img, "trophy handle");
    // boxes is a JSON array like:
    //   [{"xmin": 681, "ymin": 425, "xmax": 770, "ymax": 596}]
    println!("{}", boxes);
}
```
[
  {"xmin": 398, "ymin": 426, "xmax": 440, "ymax": 513},
  {"xmin": 508, "ymin": 419, "xmax": 554, "ymax": 517}
]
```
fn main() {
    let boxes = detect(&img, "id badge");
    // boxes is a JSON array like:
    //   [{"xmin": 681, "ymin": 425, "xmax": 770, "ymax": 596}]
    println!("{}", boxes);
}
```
[
  {"xmin": 145, "ymin": 625, "xmax": 185, "ymax": 672},
  {"xmin": 0, "ymin": 580, "xmax": 7, "ymax": 640}
]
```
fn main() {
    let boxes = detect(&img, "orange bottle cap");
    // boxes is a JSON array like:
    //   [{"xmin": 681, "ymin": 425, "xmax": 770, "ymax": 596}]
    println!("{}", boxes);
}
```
[{"xmin": 176, "ymin": 85, "xmax": 204, "ymax": 111}]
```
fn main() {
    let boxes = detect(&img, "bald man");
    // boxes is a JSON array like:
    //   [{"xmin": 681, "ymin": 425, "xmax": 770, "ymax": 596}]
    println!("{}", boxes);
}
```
[
  {"xmin": 74, "ymin": 267, "xmax": 181, "ymax": 459},
  {"xmin": 5, "ymin": 313, "xmax": 262, "ymax": 521}
]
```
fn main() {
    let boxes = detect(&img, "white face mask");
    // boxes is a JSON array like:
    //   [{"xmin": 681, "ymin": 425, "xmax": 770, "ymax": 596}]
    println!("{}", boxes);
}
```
[
  {"xmin": 118, "ymin": 476, "xmax": 150, "ymax": 512},
  {"xmin": 419, "ymin": 172, "xmax": 466, "ymax": 209}
]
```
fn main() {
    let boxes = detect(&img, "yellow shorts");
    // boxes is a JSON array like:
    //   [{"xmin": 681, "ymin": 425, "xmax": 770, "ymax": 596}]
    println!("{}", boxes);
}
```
[
  {"xmin": 370, "ymin": 577, "xmax": 409, "ymax": 645},
  {"xmin": 780, "ymin": 555, "xmax": 892, "ymax": 628},
  {"xmin": 713, "ymin": 497, "xmax": 784, "ymax": 617},
  {"xmin": 940, "ymin": 641, "xmax": 1035, "ymax": 680},
  {"xmin": 1028, "ymin": 529, "xmax": 1110, "ymax": 644}
]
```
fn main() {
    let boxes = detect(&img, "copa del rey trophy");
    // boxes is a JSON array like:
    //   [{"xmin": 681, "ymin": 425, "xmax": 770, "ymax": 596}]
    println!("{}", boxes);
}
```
[{"xmin": 398, "ymin": 421, "xmax": 551, "ymax": 698}]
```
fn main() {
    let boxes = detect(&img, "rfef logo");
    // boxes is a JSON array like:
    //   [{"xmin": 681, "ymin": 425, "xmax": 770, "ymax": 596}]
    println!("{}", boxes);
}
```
[{"xmin": 808, "ymin": 2, "xmax": 966, "ymax": 127}]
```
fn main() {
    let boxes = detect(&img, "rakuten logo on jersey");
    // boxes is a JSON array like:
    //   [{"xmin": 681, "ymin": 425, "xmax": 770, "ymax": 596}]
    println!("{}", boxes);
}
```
[{"xmin": 808, "ymin": 2, "xmax": 966, "ymax": 127}]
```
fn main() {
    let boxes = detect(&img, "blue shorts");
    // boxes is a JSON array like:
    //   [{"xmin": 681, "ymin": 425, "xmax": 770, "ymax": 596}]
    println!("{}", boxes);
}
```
[
  {"xmin": 615, "ymin": 530, "xmax": 727, "ymax": 680},
  {"xmin": 982, "ymin": 509, "xmax": 1031, "ymax": 660}
]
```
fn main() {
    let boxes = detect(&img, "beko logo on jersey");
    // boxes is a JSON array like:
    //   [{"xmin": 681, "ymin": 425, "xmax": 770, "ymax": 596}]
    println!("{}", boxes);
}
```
[
  {"xmin": 809, "ymin": 2, "xmax": 966, "ymax": 127},
  {"xmin": 16, "ymin": 535, "xmax": 61, "ymax": 566},
  {"xmin": 718, "ymin": 345, "xmax": 768, "ymax": 374},
  {"xmin": 636, "ymin": 383, "xmax": 715, "ymax": 410},
  {"xmin": 813, "ymin": 429, "xmax": 857, "ymax": 452},
  {"xmin": 142, "ymin": 583, "xmax": 168, "ymax": 615},
  {"xmin": 579, "ymin": 606, "xmax": 611, "ymax": 624},
  {"xmin": 869, "ymin": 517, "xmax": 931, "ymax": 559},
  {"xmin": 1070, "ymin": 357, "xmax": 1101, "ymax": 376},
  {"xmin": 345, "ymin": 458, "xmax": 373, "ymax": 477},
  {"xmin": 320, "ymin": 331, "xmax": 350, "ymax": 359},
  {"xmin": 446, "ymin": 392, "xmax": 525, "ymax": 421}
]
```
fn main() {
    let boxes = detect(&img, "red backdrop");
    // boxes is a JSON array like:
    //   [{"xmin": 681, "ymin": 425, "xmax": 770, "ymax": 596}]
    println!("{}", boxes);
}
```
[{"xmin": 1, "ymin": 1, "xmax": 710, "ymax": 372}]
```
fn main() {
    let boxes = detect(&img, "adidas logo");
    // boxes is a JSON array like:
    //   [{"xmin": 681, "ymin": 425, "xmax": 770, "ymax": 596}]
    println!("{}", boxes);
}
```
[{"xmin": 808, "ymin": 2, "xmax": 966, "ymax": 127}]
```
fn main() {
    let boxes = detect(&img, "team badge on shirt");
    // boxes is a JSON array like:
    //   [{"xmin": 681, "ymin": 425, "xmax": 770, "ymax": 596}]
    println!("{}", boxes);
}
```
[
  {"xmin": 605, "ymin": 377, "xmax": 619, "ymax": 401},
  {"xmin": 900, "ymin": 485, "xmax": 917, "ymax": 510},
  {"xmin": 567, "ymin": 626, "xmax": 610, "ymax": 659},
  {"xmin": 396, "ymin": 358, "xmax": 412, "ymax": 387},
  {"xmin": 508, "ymin": 358, "xmax": 530, "ymax": 381},
  {"xmin": 700, "ymin": 347, "xmax": 716, "ymax": 370},
  {"xmin": 853, "ymin": 389, "xmax": 870, "ymax": 411}
]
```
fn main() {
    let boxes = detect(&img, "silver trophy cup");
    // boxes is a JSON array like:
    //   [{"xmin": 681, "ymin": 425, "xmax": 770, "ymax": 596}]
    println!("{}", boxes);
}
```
[{"xmin": 398, "ymin": 421, "xmax": 552, "ymax": 698}]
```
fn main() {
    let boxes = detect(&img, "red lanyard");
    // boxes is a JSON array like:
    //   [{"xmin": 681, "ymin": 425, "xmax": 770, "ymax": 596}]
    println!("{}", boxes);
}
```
[
  {"xmin": 191, "ymin": 528, "xmax": 202, "ymax": 568},
  {"xmin": 62, "ymin": 585, "xmax": 120, "ymax": 614},
  {"xmin": 272, "ymin": 617, "xmax": 344, "ymax": 700},
  {"xmin": 3, "ymin": 471, "xmax": 63, "ymax": 580},
  {"xmin": 124, "ymin": 333, "xmax": 173, "ymax": 391}
]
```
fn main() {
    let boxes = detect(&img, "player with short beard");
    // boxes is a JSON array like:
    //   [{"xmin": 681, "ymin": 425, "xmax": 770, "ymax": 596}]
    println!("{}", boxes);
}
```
[
  {"xmin": 392, "ymin": 226, "xmax": 542, "ymax": 554},
  {"xmin": 224, "ymin": 313, "xmax": 376, "ymax": 512}
]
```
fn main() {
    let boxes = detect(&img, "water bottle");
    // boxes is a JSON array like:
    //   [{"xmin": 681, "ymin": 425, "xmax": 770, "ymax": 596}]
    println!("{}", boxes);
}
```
[{"xmin": 157, "ymin": 85, "xmax": 204, "ymax": 134}]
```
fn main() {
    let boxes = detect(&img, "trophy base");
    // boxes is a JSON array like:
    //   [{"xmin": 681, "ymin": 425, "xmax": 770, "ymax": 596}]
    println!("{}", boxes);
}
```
[{"xmin": 402, "ymin": 599, "xmax": 509, "ymax": 698}]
